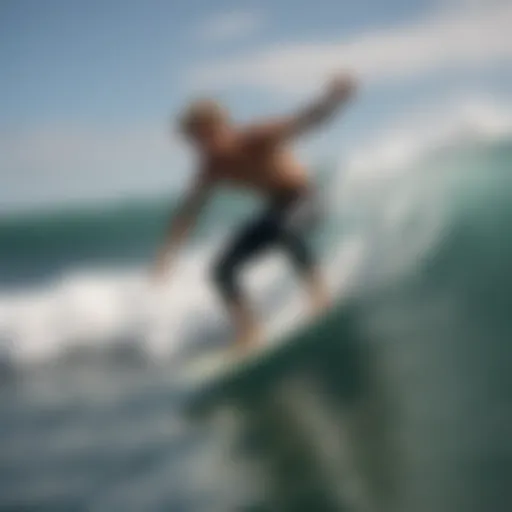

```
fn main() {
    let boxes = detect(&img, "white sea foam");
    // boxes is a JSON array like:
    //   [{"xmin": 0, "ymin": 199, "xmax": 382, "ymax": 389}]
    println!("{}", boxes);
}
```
[{"xmin": 0, "ymin": 237, "xmax": 364, "ymax": 367}]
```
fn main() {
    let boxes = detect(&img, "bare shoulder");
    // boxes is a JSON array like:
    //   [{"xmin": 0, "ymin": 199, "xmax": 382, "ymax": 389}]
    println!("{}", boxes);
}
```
[{"xmin": 239, "ymin": 120, "xmax": 285, "ymax": 151}]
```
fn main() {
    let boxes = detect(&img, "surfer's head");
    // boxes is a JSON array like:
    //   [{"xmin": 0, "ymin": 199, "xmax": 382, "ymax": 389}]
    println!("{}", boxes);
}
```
[{"xmin": 178, "ymin": 98, "xmax": 232, "ymax": 151}]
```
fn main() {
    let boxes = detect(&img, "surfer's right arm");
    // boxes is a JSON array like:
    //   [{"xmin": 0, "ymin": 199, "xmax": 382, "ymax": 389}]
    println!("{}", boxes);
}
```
[{"xmin": 152, "ymin": 169, "xmax": 214, "ymax": 280}]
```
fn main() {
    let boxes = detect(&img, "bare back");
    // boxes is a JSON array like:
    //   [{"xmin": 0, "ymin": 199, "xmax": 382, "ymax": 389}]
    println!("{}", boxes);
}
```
[{"xmin": 204, "ymin": 129, "xmax": 309, "ymax": 197}]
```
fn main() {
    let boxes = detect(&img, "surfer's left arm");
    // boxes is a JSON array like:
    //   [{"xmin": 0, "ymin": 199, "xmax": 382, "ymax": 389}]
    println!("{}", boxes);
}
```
[
  {"xmin": 246, "ymin": 73, "xmax": 358, "ymax": 148},
  {"xmin": 152, "ymin": 170, "xmax": 214, "ymax": 280}
]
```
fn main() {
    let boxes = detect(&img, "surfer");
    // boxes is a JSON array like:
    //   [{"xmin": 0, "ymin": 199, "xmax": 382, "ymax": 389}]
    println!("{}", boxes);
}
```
[{"xmin": 152, "ymin": 73, "xmax": 357, "ymax": 349}]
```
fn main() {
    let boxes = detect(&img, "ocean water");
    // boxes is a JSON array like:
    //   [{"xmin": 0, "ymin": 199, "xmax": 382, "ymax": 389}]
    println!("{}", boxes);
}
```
[{"xmin": 0, "ymin": 124, "xmax": 511, "ymax": 510}]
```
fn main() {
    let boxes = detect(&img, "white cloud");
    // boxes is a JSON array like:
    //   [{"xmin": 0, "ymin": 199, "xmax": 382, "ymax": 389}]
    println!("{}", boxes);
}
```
[
  {"xmin": 0, "ymin": 124, "xmax": 188, "ymax": 211},
  {"xmin": 195, "ymin": 9, "xmax": 265, "ymax": 44},
  {"xmin": 188, "ymin": 2, "xmax": 512, "ymax": 93},
  {"xmin": 344, "ymin": 94, "xmax": 512, "ymax": 186}
]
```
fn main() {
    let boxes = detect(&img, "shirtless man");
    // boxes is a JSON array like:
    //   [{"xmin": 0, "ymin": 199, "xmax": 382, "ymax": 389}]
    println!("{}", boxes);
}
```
[{"xmin": 152, "ymin": 73, "xmax": 357, "ymax": 349}]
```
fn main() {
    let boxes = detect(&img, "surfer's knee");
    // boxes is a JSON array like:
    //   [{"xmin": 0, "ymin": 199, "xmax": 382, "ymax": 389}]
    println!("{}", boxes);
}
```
[
  {"xmin": 211, "ymin": 258, "xmax": 240, "ymax": 301},
  {"xmin": 284, "ymin": 233, "xmax": 316, "ymax": 274}
]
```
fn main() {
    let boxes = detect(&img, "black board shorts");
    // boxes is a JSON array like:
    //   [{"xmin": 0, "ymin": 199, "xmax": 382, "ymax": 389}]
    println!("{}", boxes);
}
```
[{"xmin": 212, "ymin": 188, "xmax": 322, "ymax": 301}]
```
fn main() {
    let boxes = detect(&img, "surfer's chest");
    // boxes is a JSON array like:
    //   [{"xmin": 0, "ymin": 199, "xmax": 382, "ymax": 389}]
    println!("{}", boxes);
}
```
[{"xmin": 210, "ymin": 152, "xmax": 270, "ymax": 183}]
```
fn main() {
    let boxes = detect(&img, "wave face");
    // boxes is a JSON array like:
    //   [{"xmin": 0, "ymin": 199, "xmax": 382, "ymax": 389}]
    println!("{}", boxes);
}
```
[{"xmin": 181, "ymin": 140, "xmax": 512, "ymax": 512}]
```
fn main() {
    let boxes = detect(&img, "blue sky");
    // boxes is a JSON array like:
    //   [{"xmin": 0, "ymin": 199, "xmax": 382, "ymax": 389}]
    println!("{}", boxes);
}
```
[{"xmin": 1, "ymin": 0, "xmax": 511, "ymax": 211}]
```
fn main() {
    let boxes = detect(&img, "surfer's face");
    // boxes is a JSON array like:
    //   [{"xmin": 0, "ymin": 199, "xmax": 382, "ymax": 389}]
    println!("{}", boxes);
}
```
[{"xmin": 178, "ymin": 99, "xmax": 232, "ymax": 153}]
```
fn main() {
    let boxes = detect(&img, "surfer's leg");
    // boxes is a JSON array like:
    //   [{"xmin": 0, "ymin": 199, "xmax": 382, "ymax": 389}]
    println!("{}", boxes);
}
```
[
  {"xmin": 282, "ymin": 232, "xmax": 330, "ymax": 316},
  {"xmin": 279, "ymin": 193, "xmax": 330, "ymax": 316},
  {"xmin": 212, "ymin": 214, "xmax": 278, "ymax": 348}
]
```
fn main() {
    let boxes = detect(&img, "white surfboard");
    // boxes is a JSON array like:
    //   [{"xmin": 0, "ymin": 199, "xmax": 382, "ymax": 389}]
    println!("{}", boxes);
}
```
[
  {"xmin": 178, "ymin": 314, "xmax": 309, "ymax": 389},
  {"xmin": 176, "ymin": 238, "xmax": 364, "ymax": 391}
]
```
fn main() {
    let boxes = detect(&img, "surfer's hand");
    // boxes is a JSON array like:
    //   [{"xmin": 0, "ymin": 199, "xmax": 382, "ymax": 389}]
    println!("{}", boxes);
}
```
[
  {"xmin": 150, "ymin": 251, "xmax": 172, "ymax": 284},
  {"xmin": 326, "ymin": 73, "xmax": 357, "ymax": 103}
]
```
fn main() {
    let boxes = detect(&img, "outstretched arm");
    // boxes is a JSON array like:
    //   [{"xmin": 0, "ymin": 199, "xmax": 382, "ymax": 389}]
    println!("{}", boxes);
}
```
[
  {"xmin": 246, "ymin": 73, "xmax": 357, "ymax": 147},
  {"xmin": 152, "ymin": 170, "xmax": 214, "ymax": 280}
]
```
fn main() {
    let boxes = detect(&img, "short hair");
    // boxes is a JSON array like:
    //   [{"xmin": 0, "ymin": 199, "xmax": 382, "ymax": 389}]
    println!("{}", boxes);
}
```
[{"xmin": 178, "ymin": 98, "xmax": 229, "ymax": 135}]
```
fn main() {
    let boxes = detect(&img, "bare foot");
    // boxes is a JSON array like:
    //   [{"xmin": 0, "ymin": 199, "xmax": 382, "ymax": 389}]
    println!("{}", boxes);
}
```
[
  {"xmin": 309, "ymin": 292, "xmax": 331, "ymax": 320},
  {"xmin": 303, "ymin": 267, "xmax": 331, "ymax": 320},
  {"xmin": 232, "ymin": 324, "xmax": 263, "ymax": 355}
]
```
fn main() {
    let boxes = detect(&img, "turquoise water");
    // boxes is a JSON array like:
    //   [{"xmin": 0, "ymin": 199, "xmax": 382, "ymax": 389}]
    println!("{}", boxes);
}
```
[{"xmin": 0, "ymin": 139, "xmax": 511, "ymax": 511}]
